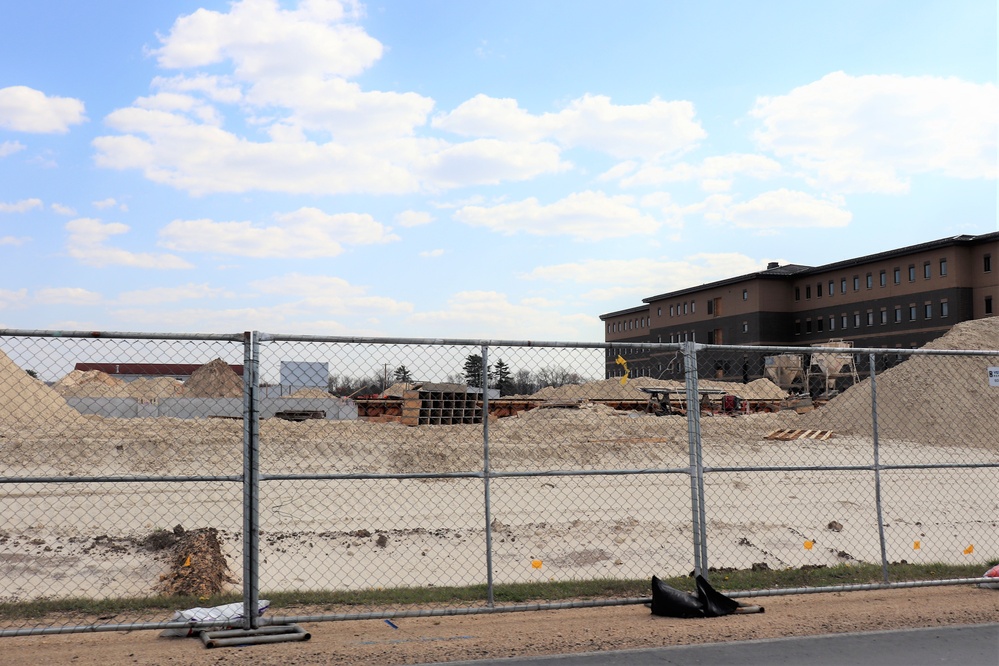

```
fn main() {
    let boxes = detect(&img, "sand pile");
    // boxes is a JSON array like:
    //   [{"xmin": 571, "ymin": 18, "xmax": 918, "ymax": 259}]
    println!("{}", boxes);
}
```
[
  {"xmin": 801, "ymin": 317, "xmax": 999, "ymax": 448},
  {"xmin": 183, "ymin": 359, "xmax": 243, "ymax": 398},
  {"xmin": 53, "ymin": 369, "xmax": 128, "ymax": 398},
  {"xmin": 0, "ymin": 349, "xmax": 85, "ymax": 427},
  {"xmin": 126, "ymin": 376, "xmax": 184, "ymax": 400}
]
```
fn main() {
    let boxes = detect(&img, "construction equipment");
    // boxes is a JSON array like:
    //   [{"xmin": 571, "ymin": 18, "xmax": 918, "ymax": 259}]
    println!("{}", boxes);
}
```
[{"xmin": 806, "ymin": 339, "xmax": 859, "ymax": 398}]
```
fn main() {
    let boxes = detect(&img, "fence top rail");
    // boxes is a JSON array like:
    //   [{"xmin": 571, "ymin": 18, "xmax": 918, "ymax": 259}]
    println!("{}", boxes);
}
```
[{"xmin": 0, "ymin": 328, "xmax": 246, "ymax": 342}]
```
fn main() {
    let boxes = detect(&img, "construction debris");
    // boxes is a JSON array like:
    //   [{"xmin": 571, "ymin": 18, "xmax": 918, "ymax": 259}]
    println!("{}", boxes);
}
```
[{"xmin": 765, "ymin": 429, "xmax": 835, "ymax": 441}]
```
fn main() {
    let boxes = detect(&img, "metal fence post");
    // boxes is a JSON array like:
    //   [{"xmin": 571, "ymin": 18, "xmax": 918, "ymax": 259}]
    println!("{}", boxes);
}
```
[
  {"xmin": 683, "ymin": 341, "xmax": 708, "ymax": 577},
  {"xmin": 242, "ymin": 331, "xmax": 261, "ymax": 629},
  {"xmin": 481, "ymin": 344, "xmax": 495, "ymax": 607},
  {"xmin": 869, "ymin": 352, "xmax": 890, "ymax": 584}
]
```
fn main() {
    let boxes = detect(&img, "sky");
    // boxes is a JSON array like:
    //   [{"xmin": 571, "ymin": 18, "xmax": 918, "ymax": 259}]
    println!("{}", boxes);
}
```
[{"xmin": 1, "ymin": 0, "xmax": 996, "ymax": 342}]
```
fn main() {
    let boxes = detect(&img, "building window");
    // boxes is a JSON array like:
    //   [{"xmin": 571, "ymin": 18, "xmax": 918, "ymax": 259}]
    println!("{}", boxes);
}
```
[
  {"xmin": 866, "ymin": 311, "xmax": 874, "ymax": 326},
  {"xmin": 908, "ymin": 265, "xmax": 916, "ymax": 281},
  {"xmin": 691, "ymin": 301, "xmax": 695, "ymax": 313},
  {"xmin": 840, "ymin": 314, "xmax": 848, "ymax": 329},
  {"xmin": 880, "ymin": 309, "xmax": 888, "ymax": 325},
  {"xmin": 879, "ymin": 270, "xmax": 887, "ymax": 287},
  {"xmin": 829, "ymin": 316, "xmax": 835, "ymax": 331},
  {"xmin": 828, "ymin": 280, "xmax": 835, "ymax": 296},
  {"xmin": 923, "ymin": 262, "xmax": 931, "ymax": 279},
  {"xmin": 805, "ymin": 319, "xmax": 812, "ymax": 334},
  {"xmin": 795, "ymin": 287, "xmax": 801, "ymax": 301},
  {"xmin": 940, "ymin": 300, "xmax": 949, "ymax": 317},
  {"xmin": 683, "ymin": 302, "xmax": 688, "ymax": 314},
  {"xmin": 985, "ymin": 254, "xmax": 992, "ymax": 272},
  {"xmin": 657, "ymin": 307, "xmax": 661, "ymax": 316},
  {"xmin": 853, "ymin": 276, "xmax": 860, "ymax": 291},
  {"xmin": 794, "ymin": 320, "xmax": 801, "ymax": 335},
  {"xmin": 909, "ymin": 305, "xmax": 917, "ymax": 321},
  {"xmin": 894, "ymin": 306, "xmax": 902, "ymax": 323},
  {"xmin": 939, "ymin": 258, "xmax": 947, "ymax": 276},
  {"xmin": 742, "ymin": 289, "xmax": 748, "ymax": 301},
  {"xmin": 806, "ymin": 285, "xmax": 812, "ymax": 299},
  {"xmin": 893, "ymin": 267, "xmax": 900, "ymax": 284},
  {"xmin": 840, "ymin": 278, "xmax": 847, "ymax": 294},
  {"xmin": 707, "ymin": 300, "xmax": 714, "ymax": 315},
  {"xmin": 742, "ymin": 321, "xmax": 748, "ymax": 333},
  {"xmin": 866, "ymin": 273, "xmax": 873, "ymax": 289},
  {"xmin": 987, "ymin": 296, "xmax": 994, "ymax": 315},
  {"xmin": 924, "ymin": 303, "xmax": 932, "ymax": 319},
  {"xmin": 816, "ymin": 282, "xmax": 822, "ymax": 298},
  {"xmin": 854, "ymin": 313, "xmax": 861, "ymax": 328},
  {"xmin": 816, "ymin": 318, "xmax": 824, "ymax": 332},
  {"xmin": 670, "ymin": 305, "xmax": 674, "ymax": 317}
]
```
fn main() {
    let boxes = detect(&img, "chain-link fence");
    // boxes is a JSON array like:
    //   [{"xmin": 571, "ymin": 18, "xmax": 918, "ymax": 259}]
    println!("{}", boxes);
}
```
[{"xmin": 1, "ymin": 329, "xmax": 997, "ymax": 637}]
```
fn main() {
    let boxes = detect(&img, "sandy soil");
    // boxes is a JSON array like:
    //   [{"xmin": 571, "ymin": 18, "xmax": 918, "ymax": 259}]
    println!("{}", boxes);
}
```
[{"xmin": 2, "ymin": 586, "xmax": 998, "ymax": 665}]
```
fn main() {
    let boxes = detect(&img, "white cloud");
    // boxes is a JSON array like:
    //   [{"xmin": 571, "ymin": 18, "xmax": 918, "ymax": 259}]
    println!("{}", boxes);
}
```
[
  {"xmin": 66, "ymin": 218, "xmax": 193, "ymax": 269},
  {"xmin": 407, "ymin": 290, "xmax": 596, "ymax": 340},
  {"xmin": 0, "ymin": 288, "xmax": 28, "ymax": 310},
  {"xmin": 525, "ymin": 254, "xmax": 764, "ymax": 303},
  {"xmin": 433, "ymin": 93, "xmax": 706, "ymax": 160},
  {"xmin": 453, "ymin": 190, "xmax": 660, "ymax": 241},
  {"xmin": 0, "ymin": 86, "xmax": 87, "ymax": 133},
  {"xmin": 0, "ymin": 198, "xmax": 43, "ymax": 213},
  {"xmin": 51, "ymin": 203, "xmax": 76, "ymax": 216},
  {"xmin": 93, "ymin": 198, "xmax": 120, "ymax": 210},
  {"xmin": 615, "ymin": 153, "xmax": 783, "ymax": 190},
  {"xmin": 395, "ymin": 210, "xmax": 434, "ymax": 227},
  {"xmin": 35, "ymin": 287, "xmax": 103, "ymax": 306},
  {"xmin": 751, "ymin": 72, "xmax": 999, "ymax": 193},
  {"xmin": 250, "ymin": 273, "xmax": 413, "ymax": 316},
  {"xmin": 723, "ymin": 189, "xmax": 852, "ymax": 229},
  {"xmin": 116, "ymin": 283, "xmax": 231, "ymax": 306},
  {"xmin": 1, "ymin": 235, "xmax": 29, "ymax": 246},
  {"xmin": 419, "ymin": 139, "xmax": 570, "ymax": 189},
  {"xmin": 0, "ymin": 140, "xmax": 26, "ymax": 157},
  {"xmin": 158, "ymin": 207, "xmax": 399, "ymax": 258},
  {"xmin": 419, "ymin": 249, "xmax": 444, "ymax": 258}
]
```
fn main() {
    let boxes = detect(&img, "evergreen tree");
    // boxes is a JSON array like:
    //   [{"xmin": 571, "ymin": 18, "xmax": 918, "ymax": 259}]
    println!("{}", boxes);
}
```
[
  {"xmin": 492, "ymin": 359, "xmax": 513, "ymax": 395},
  {"xmin": 393, "ymin": 365, "xmax": 413, "ymax": 383},
  {"xmin": 462, "ymin": 354, "xmax": 493, "ymax": 387}
]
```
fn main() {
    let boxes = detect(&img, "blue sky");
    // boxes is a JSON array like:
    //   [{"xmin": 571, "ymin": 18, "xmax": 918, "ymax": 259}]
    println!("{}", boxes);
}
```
[{"xmin": 1, "ymin": 0, "xmax": 996, "ymax": 341}]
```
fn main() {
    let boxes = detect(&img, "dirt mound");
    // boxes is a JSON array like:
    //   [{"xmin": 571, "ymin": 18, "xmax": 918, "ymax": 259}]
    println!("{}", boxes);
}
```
[
  {"xmin": 0, "ymin": 349, "xmax": 85, "ymax": 427},
  {"xmin": 183, "ymin": 359, "xmax": 243, "ymax": 398},
  {"xmin": 802, "ymin": 317, "xmax": 999, "ymax": 447},
  {"xmin": 53, "ymin": 369, "xmax": 128, "ymax": 398},
  {"xmin": 157, "ymin": 527, "xmax": 236, "ymax": 597}
]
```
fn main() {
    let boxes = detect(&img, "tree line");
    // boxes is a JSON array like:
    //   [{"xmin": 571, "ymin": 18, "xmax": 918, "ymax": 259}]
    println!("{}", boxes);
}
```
[{"xmin": 327, "ymin": 354, "xmax": 589, "ymax": 397}]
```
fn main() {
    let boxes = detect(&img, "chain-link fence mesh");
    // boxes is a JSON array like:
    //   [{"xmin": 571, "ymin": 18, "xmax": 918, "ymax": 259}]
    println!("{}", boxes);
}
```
[{"xmin": 1, "ymin": 329, "xmax": 997, "ymax": 635}]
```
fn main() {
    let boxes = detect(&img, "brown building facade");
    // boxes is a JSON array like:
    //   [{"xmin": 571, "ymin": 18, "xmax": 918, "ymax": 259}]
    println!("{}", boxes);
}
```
[{"xmin": 599, "ymin": 232, "xmax": 998, "ymax": 380}]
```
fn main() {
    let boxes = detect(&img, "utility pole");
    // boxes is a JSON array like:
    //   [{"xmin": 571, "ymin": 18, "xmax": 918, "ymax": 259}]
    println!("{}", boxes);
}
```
[{"xmin": 382, "ymin": 363, "xmax": 389, "ymax": 392}]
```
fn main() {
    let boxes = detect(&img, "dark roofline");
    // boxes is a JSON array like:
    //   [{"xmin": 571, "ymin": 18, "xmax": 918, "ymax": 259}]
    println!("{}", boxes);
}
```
[
  {"xmin": 634, "ymin": 231, "xmax": 997, "ymax": 305},
  {"xmin": 599, "ymin": 304, "xmax": 650, "ymax": 320}
]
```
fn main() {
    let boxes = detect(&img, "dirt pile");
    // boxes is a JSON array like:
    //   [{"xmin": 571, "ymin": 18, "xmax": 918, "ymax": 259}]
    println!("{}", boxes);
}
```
[
  {"xmin": 0, "ymin": 349, "xmax": 85, "ymax": 427},
  {"xmin": 157, "ymin": 527, "xmax": 236, "ymax": 597},
  {"xmin": 801, "ymin": 317, "xmax": 999, "ymax": 447},
  {"xmin": 53, "ymin": 369, "xmax": 128, "ymax": 397},
  {"xmin": 183, "ymin": 359, "xmax": 243, "ymax": 398}
]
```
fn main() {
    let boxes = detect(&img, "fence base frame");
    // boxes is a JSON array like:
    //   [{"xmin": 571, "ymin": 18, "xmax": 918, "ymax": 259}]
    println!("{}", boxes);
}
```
[{"xmin": 199, "ymin": 623, "xmax": 311, "ymax": 649}]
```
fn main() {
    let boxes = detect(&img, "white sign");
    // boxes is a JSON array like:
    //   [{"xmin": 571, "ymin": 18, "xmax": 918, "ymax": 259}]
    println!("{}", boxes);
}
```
[{"xmin": 990, "ymin": 367, "xmax": 999, "ymax": 387}]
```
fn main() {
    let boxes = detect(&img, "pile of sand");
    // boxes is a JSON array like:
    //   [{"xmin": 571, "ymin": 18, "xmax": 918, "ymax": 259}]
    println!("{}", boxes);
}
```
[
  {"xmin": 127, "ymin": 376, "xmax": 184, "ymax": 400},
  {"xmin": 0, "ymin": 349, "xmax": 86, "ymax": 427},
  {"xmin": 182, "ymin": 359, "xmax": 243, "ymax": 398},
  {"xmin": 53, "ymin": 369, "xmax": 128, "ymax": 397},
  {"xmin": 801, "ymin": 317, "xmax": 999, "ymax": 448}
]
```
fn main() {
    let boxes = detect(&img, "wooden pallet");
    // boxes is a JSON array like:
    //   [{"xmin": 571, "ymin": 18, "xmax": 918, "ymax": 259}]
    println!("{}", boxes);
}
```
[{"xmin": 764, "ymin": 428, "xmax": 835, "ymax": 441}]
